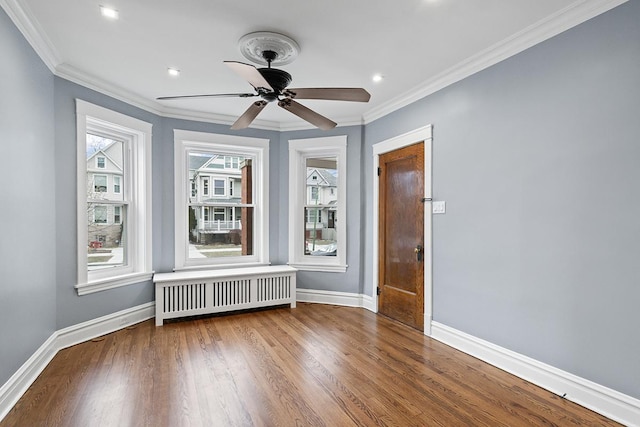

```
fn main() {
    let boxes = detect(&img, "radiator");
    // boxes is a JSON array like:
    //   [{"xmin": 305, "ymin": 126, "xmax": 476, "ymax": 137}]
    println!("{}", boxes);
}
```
[{"xmin": 153, "ymin": 265, "xmax": 297, "ymax": 326}]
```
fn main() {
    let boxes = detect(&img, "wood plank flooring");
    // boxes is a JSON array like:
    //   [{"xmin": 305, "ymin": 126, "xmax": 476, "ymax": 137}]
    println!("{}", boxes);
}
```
[{"xmin": 1, "ymin": 303, "xmax": 620, "ymax": 426}]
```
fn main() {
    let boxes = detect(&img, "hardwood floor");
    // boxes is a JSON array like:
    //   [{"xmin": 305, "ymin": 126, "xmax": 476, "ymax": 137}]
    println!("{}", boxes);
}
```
[{"xmin": 2, "ymin": 303, "xmax": 620, "ymax": 426}]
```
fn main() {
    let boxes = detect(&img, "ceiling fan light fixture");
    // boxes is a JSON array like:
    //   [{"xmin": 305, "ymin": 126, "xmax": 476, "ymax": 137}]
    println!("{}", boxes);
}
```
[{"xmin": 238, "ymin": 31, "xmax": 300, "ymax": 66}]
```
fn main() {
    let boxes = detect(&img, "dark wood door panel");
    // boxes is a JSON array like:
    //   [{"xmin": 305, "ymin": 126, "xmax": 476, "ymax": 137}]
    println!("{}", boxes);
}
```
[{"xmin": 378, "ymin": 142, "xmax": 425, "ymax": 330}]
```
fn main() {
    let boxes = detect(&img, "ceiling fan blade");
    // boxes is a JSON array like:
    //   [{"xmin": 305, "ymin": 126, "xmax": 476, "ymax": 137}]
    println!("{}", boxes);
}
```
[
  {"xmin": 157, "ymin": 93, "xmax": 257, "ymax": 101},
  {"xmin": 284, "ymin": 87, "xmax": 371, "ymax": 102},
  {"xmin": 230, "ymin": 101, "xmax": 268, "ymax": 130},
  {"xmin": 278, "ymin": 99, "xmax": 337, "ymax": 130},
  {"xmin": 224, "ymin": 61, "xmax": 274, "ymax": 92}
]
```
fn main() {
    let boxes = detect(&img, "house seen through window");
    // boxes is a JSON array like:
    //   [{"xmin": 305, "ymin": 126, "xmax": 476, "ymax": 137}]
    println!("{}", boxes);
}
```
[
  {"xmin": 187, "ymin": 151, "xmax": 253, "ymax": 259},
  {"xmin": 86, "ymin": 134, "xmax": 125, "ymax": 270}
]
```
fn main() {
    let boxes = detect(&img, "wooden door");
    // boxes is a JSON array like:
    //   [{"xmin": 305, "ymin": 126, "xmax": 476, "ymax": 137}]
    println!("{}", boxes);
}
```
[{"xmin": 378, "ymin": 142, "xmax": 425, "ymax": 330}]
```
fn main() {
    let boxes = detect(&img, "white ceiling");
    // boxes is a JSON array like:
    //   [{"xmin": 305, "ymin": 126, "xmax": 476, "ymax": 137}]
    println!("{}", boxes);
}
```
[{"xmin": 2, "ymin": 0, "xmax": 625, "ymax": 130}]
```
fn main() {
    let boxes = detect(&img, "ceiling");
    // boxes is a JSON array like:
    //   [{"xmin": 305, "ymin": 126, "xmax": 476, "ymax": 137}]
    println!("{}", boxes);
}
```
[{"xmin": 3, "ymin": 0, "xmax": 624, "ymax": 130}]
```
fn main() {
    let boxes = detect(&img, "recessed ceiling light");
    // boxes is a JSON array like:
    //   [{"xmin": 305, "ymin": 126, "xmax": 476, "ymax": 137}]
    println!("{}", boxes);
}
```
[
  {"xmin": 100, "ymin": 6, "xmax": 119, "ymax": 19},
  {"xmin": 372, "ymin": 74, "xmax": 384, "ymax": 83},
  {"xmin": 167, "ymin": 68, "xmax": 180, "ymax": 77}
]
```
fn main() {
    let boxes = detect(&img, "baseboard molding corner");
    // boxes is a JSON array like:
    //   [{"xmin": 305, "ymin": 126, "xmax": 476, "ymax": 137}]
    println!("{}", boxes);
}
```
[
  {"xmin": 56, "ymin": 302, "xmax": 155, "ymax": 351},
  {"xmin": 0, "ymin": 302, "xmax": 155, "ymax": 423},
  {"xmin": 430, "ymin": 321, "xmax": 640, "ymax": 427},
  {"xmin": 0, "ymin": 333, "xmax": 58, "ymax": 422}
]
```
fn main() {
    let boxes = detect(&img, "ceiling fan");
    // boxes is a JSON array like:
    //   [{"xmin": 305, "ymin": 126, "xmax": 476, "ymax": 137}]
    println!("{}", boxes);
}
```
[{"xmin": 157, "ymin": 49, "xmax": 371, "ymax": 130}]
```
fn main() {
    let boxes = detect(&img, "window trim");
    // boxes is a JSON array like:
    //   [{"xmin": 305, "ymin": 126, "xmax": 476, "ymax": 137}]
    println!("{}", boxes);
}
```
[
  {"xmin": 76, "ymin": 100, "xmax": 153, "ymax": 295},
  {"xmin": 174, "ymin": 130, "xmax": 270, "ymax": 271},
  {"xmin": 288, "ymin": 135, "xmax": 347, "ymax": 272}
]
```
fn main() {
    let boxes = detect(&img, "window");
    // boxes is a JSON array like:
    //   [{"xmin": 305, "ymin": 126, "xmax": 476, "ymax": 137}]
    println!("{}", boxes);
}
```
[
  {"xmin": 94, "ymin": 205, "xmax": 108, "ymax": 223},
  {"xmin": 76, "ymin": 100, "xmax": 152, "ymax": 295},
  {"xmin": 94, "ymin": 175, "xmax": 107, "ymax": 192},
  {"xmin": 202, "ymin": 177, "xmax": 210, "ymax": 196},
  {"xmin": 174, "ymin": 130, "xmax": 269, "ymax": 270},
  {"xmin": 214, "ymin": 179, "xmax": 225, "ymax": 196},
  {"xmin": 224, "ymin": 156, "xmax": 240, "ymax": 169},
  {"xmin": 289, "ymin": 135, "xmax": 347, "ymax": 272}
]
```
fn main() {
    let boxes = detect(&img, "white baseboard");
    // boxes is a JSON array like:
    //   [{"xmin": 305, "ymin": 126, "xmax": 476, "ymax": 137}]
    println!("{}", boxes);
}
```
[
  {"xmin": 0, "ymin": 334, "xmax": 58, "ymax": 422},
  {"xmin": 431, "ymin": 321, "xmax": 640, "ymax": 427},
  {"xmin": 0, "ymin": 302, "xmax": 155, "ymax": 422},
  {"xmin": 56, "ymin": 302, "xmax": 155, "ymax": 350},
  {"xmin": 297, "ymin": 289, "xmax": 375, "ymax": 311}
]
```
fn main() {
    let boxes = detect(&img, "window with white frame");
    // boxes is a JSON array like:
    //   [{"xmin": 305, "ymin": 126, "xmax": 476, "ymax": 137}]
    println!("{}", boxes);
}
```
[
  {"xmin": 289, "ymin": 135, "xmax": 347, "ymax": 272},
  {"xmin": 174, "ymin": 130, "xmax": 269, "ymax": 270},
  {"xmin": 76, "ymin": 100, "xmax": 152, "ymax": 295}
]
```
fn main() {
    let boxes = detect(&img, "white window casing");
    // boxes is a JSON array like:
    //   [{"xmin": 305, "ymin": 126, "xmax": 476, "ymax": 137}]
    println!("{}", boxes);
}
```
[
  {"xmin": 288, "ymin": 135, "xmax": 347, "ymax": 272},
  {"xmin": 76, "ymin": 100, "xmax": 153, "ymax": 295},
  {"xmin": 174, "ymin": 130, "xmax": 270, "ymax": 271}
]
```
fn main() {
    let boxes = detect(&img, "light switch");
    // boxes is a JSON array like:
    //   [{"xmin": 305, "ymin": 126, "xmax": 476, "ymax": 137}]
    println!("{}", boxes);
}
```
[{"xmin": 432, "ymin": 201, "xmax": 446, "ymax": 214}]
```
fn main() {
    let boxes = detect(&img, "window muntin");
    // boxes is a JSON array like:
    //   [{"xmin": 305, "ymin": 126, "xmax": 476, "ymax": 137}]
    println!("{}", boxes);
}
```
[
  {"xmin": 289, "ymin": 136, "xmax": 347, "ymax": 272},
  {"xmin": 76, "ymin": 100, "xmax": 152, "ymax": 295},
  {"xmin": 174, "ymin": 131, "xmax": 269, "ymax": 270}
]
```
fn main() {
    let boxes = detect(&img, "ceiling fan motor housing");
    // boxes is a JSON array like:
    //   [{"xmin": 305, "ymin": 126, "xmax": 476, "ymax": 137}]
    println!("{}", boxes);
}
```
[{"xmin": 257, "ymin": 68, "xmax": 292, "ymax": 102}]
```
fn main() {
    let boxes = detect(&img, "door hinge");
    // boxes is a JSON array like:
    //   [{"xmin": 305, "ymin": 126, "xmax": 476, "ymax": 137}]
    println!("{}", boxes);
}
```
[
  {"xmin": 377, "ymin": 167, "xmax": 381, "ymax": 176},
  {"xmin": 376, "ymin": 286, "xmax": 381, "ymax": 295}
]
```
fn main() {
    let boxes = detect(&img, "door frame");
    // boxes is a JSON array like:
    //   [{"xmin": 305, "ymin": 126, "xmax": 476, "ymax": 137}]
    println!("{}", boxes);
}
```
[{"xmin": 372, "ymin": 125, "xmax": 433, "ymax": 335}]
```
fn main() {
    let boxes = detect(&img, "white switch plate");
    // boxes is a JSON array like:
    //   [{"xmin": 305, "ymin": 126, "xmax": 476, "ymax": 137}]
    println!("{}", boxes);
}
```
[{"xmin": 432, "ymin": 201, "xmax": 446, "ymax": 214}]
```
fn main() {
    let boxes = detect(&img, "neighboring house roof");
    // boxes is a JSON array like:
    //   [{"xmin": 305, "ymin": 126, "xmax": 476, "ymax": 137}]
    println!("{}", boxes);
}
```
[
  {"xmin": 86, "ymin": 148, "xmax": 123, "ymax": 171},
  {"xmin": 190, "ymin": 154, "xmax": 211, "ymax": 171},
  {"xmin": 307, "ymin": 168, "xmax": 337, "ymax": 187}
]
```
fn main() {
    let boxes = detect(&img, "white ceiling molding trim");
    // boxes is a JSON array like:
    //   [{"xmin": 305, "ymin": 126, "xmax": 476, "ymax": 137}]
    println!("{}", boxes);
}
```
[
  {"xmin": 0, "ymin": 0, "xmax": 61, "ymax": 73},
  {"xmin": 362, "ymin": 0, "xmax": 628, "ymax": 124},
  {"xmin": 2, "ymin": 0, "xmax": 627, "ymax": 131}
]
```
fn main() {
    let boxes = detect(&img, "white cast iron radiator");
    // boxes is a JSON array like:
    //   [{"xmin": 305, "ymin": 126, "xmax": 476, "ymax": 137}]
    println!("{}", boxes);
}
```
[{"xmin": 153, "ymin": 265, "xmax": 297, "ymax": 326}]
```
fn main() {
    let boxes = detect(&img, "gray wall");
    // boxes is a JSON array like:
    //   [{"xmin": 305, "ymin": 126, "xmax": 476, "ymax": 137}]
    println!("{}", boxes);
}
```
[
  {"xmin": 2, "ymin": 0, "xmax": 638, "ymax": 405},
  {"xmin": 364, "ymin": 1, "xmax": 640, "ymax": 399},
  {"xmin": 0, "ymin": 7, "xmax": 56, "ymax": 385}
]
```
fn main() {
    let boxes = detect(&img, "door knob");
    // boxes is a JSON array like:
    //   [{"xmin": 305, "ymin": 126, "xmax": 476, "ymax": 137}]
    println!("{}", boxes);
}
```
[{"xmin": 415, "ymin": 244, "xmax": 423, "ymax": 262}]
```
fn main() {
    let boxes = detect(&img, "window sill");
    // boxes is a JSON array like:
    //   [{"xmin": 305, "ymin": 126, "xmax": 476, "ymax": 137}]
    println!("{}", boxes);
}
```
[
  {"xmin": 75, "ymin": 271, "xmax": 154, "ymax": 296},
  {"xmin": 287, "ymin": 262, "xmax": 347, "ymax": 273}
]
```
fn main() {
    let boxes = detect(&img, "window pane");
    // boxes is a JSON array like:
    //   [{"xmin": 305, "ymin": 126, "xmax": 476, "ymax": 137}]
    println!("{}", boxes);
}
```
[
  {"xmin": 87, "ymin": 134, "xmax": 124, "ymax": 202},
  {"xmin": 304, "ymin": 157, "xmax": 338, "ymax": 257},
  {"xmin": 86, "ymin": 133, "xmax": 126, "ymax": 272},
  {"xmin": 187, "ymin": 151, "xmax": 254, "ymax": 261},
  {"xmin": 88, "ymin": 203, "xmax": 126, "ymax": 270},
  {"xmin": 187, "ymin": 206, "xmax": 253, "ymax": 258}
]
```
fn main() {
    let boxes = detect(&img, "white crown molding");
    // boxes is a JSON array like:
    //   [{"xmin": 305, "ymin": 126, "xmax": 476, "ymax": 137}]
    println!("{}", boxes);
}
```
[
  {"xmin": 3, "ymin": 0, "xmax": 627, "ymax": 131},
  {"xmin": 0, "ymin": 0, "xmax": 61, "ymax": 73},
  {"xmin": 431, "ymin": 321, "xmax": 640, "ymax": 427},
  {"xmin": 0, "ymin": 302, "xmax": 154, "ymax": 423},
  {"xmin": 362, "ymin": 0, "xmax": 628, "ymax": 124}
]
